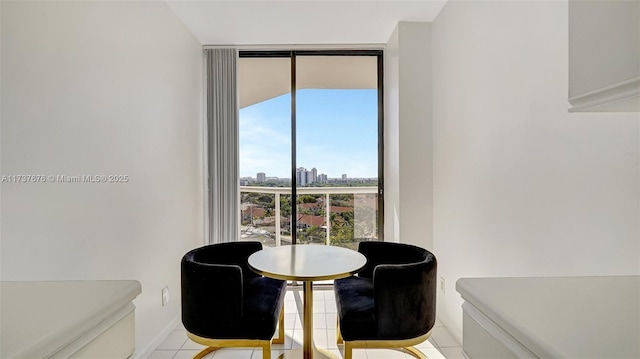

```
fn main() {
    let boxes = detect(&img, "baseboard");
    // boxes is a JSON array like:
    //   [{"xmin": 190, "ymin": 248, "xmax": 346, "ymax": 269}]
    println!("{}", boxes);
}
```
[
  {"xmin": 131, "ymin": 315, "xmax": 180, "ymax": 359},
  {"xmin": 436, "ymin": 313, "xmax": 463, "ymax": 346}
]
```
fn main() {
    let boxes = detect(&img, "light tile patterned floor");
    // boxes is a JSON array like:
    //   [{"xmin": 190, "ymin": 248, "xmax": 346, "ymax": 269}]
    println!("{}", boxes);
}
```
[{"xmin": 149, "ymin": 287, "xmax": 464, "ymax": 359}]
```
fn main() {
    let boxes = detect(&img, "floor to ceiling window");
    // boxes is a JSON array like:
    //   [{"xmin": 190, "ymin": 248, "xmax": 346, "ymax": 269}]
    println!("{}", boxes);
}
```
[{"xmin": 238, "ymin": 50, "xmax": 383, "ymax": 249}]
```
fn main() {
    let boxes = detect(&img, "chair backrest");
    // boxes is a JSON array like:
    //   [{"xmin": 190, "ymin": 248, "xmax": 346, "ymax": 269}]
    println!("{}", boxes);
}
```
[
  {"xmin": 181, "ymin": 241, "xmax": 262, "ymax": 337},
  {"xmin": 358, "ymin": 241, "xmax": 437, "ymax": 340},
  {"xmin": 189, "ymin": 241, "xmax": 262, "ymax": 280},
  {"xmin": 357, "ymin": 241, "xmax": 428, "ymax": 278}
]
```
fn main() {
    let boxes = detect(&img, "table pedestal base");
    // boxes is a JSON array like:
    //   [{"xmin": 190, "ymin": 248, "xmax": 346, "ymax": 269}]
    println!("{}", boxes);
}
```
[{"xmin": 277, "ymin": 347, "xmax": 341, "ymax": 359}]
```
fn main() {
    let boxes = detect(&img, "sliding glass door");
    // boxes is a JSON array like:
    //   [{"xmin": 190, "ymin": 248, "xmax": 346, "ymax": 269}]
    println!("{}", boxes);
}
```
[
  {"xmin": 238, "ymin": 55, "xmax": 292, "ymax": 247},
  {"xmin": 239, "ymin": 51, "xmax": 383, "ymax": 247}
]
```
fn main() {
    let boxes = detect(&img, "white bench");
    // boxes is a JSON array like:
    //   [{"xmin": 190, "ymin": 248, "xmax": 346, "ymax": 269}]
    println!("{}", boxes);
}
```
[
  {"xmin": 456, "ymin": 276, "xmax": 640, "ymax": 358},
  {"xmin": 1, "ymin": 280, "xmax": 142, "ymax": 359}
]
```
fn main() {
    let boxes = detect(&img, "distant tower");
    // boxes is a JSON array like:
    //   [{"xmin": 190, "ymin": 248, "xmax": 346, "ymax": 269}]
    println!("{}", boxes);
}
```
[
  {"xmin": 296, "ymin": 167, "xmax": 307, "ymax": 186},
  {"xmin": 257, "ymin": 172, "xmax": 266, "ymax": 183},
  {"xmin": 311, "ymin": 168, "xmax": 318, "ymax": 184},
  {"xmin": 342, "ymin": 174, "xmax": 347, "ymax": 180}
]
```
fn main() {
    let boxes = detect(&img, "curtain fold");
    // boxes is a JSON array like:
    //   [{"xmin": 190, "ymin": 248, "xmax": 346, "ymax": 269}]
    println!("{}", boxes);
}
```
[{"xmin": 206, "ymin": 48, "xmax": 239, "ymax": 244}]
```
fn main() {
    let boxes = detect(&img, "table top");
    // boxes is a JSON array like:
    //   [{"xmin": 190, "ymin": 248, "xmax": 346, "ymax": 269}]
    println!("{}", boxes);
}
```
[
  {"xmin": 248, "ymin": 244, "xmax": 367, "ymax": 281},
  {"xmin": 456, "ymin": 276, "xmax": 640, "ymax": 359}
]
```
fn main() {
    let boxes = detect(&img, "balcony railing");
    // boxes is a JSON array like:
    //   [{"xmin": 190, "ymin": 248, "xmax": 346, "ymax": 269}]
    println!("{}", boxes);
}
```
[{"xmin": 240, "ymin": 186, "xmax": 378, "ymax": 249}]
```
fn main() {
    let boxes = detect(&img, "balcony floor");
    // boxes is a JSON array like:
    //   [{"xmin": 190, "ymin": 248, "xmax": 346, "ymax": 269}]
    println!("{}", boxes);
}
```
[{"xmin": 150, "ymin": 287, "xmax": 463, "ymax": 359}]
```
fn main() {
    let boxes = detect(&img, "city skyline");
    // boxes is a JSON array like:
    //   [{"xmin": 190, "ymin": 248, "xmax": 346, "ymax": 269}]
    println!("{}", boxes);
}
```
[
  {"xmin": 239, "ymin": 89, "xmax": 378, "ymax": 178},
  {"xmin": 242, "ymin": 170, "xmax": 378, "ymax": 181}
]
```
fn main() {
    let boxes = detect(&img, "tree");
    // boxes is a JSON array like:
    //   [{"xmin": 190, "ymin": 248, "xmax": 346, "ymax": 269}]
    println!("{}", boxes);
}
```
[
  {"xmin": 298, "ymin": 225, "xmax": 324, "ymax": 244},
  {"xmin": 331, "ymin": 194, "xmax": 353, "ymax": 207},
  {"xmin": 329, "ymin": 211, "xmax": 355, "ymax": 249},
  {"xmin": 280, "ymin": 195, "xmax": 291, "ymax": 218},
  {"xmin": 297, "ymin": 195, "xmax": 319, "ymax": 204}
]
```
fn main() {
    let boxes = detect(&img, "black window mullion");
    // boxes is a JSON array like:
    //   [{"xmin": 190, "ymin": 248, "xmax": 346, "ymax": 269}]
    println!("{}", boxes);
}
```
[
  {"xmin": 239, "ymin": 51, "xmax": 291, "ymax": 58},
  {"xmin": 290, "ymin": 52, "xmax": 298, "ymax": 244}
]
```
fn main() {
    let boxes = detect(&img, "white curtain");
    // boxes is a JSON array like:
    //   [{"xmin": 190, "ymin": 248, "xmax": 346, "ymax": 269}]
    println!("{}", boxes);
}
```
[{"xmin": 206, "ymin": 48, "xmax": 239, "ymax": 244}]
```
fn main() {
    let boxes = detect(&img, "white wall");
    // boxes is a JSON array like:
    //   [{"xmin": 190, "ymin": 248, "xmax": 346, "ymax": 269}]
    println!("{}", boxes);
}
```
[
  {"xmin": 384, "ymin": 22, "xmax": 433, "ymax": 250},
  {"xmin": 0, "ymin": 1, "xmax": 204, "ymax": 356},
  {"xmin": 431, "ymin": 0, "xmax": 640, "ymax": 342}
]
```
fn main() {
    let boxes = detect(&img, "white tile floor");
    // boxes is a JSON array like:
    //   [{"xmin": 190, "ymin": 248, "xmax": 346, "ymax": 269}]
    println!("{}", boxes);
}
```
[{"xmin": 149, "ymin": 287, "xmax": 464, "ymax": 359}]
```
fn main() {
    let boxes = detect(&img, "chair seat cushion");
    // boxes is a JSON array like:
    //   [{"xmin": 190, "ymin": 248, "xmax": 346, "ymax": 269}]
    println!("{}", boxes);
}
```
[
  {"xmin": 240, "ymin": 277, "xmax": 287, "ymax": 340},
  {"xmin": 197, "ymin": 276, "xmax": 286, "ymax": 340},
  {"xmin": 334, "ymin": 276, "xmax": 377, "ymax": 340}
]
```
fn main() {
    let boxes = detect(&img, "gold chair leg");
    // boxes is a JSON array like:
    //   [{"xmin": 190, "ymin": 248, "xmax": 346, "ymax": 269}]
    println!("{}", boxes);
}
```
[
  {"xmin": 272, "ymin": 303, "xmax": 285, "ymax": 344},
  {"xmin": 343, "ymin": 342, "xmax": 353, "ymax": 359},
  {"xmin": 403, "ymin": 346, "xmax": 428, "ymax": 359},
  {"xmin": 261, "ymin": 342, "xmax": 272, "ymax": 359},
  {"xmin": 192, "ymin": 347, "xmax": 217, "ymax": 359},
  {"xmin": 336, "ymin": 319, "xmax": 344, "ymax": 344}
]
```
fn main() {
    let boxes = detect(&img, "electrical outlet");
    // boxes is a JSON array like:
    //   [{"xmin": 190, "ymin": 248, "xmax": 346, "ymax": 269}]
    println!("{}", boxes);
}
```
[
  {"xmin": 440, "ymin": 277, "xmax": 445, "ymax": 292},
  {"xmin": 162, "ymin": 286, "xmax": 169, "ymax": 306}
]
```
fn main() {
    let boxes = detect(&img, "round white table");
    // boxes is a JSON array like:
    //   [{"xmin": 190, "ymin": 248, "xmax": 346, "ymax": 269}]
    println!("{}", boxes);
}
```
[{"xmin": 248, "ymin": 244, "xmax": 367, "ymax": 359}]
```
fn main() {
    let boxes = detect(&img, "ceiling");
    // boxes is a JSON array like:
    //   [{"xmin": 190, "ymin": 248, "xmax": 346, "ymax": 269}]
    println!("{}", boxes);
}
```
[
  {"xmin": 239, "ymin": 55, "xmax": 378, "ymax": 108},
  {"xmin": 165, "ymin": 0, "xmax": 448, "ymax": 46}
]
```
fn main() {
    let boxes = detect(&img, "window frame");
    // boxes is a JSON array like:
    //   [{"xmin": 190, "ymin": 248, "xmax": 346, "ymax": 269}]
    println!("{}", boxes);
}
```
[{"xmin": 239, "ymin": 49, "xmax": 385, "ymax": 243}]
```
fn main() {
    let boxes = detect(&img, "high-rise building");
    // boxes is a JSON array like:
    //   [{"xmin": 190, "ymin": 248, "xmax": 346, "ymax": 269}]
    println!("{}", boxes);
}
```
[
  {"xmin": 297, "ymin": 167, "xmax": 322, "ymax": 186},
  {"xmin": 342, "ymin": 174, "xmax": 347, "ymax": 180},
  {"xmin": 296, "ymin": 167, "xmax": 307, "ymax": 186},
  {"xmin": 256, "ymin": 172, "xmax": 266, "ymax": 183},
  {"xmin": 318, "ymin": 174, "xmax": 328, "ymax": 183}
]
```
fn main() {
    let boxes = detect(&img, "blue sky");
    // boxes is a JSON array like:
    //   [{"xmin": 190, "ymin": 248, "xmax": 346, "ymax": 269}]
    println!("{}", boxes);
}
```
[{"xmin": 239, "ymin": 89, "xmax": 378, "ymax": 179}]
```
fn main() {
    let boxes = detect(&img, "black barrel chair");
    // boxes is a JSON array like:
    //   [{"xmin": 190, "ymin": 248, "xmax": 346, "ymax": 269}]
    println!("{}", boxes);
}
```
[
  {"xmin": 334, "ymin": 242, "xmax": 437, "ymax": 359},
  {"xmin": 181, "ymin": 242, "xmax": 286, "ymax": 359}
]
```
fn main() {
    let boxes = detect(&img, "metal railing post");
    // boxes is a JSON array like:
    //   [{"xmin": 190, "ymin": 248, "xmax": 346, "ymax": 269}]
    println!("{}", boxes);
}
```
[
  {"xmin": 275, "ymin": 192, "xmax": 281, "ymax": 246},
  {"xmin": 325, "ymin": 193, "xmax": 330, "ymax": 245}
]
